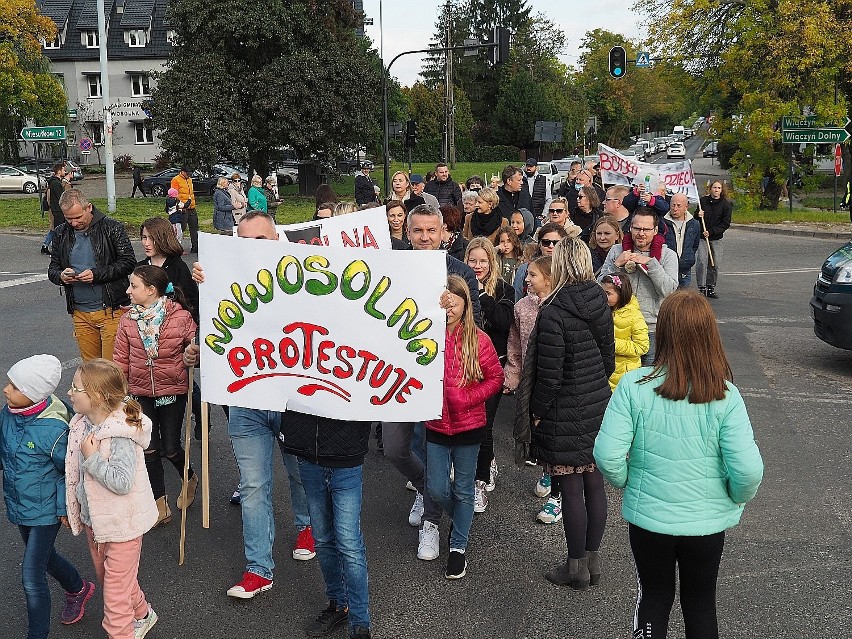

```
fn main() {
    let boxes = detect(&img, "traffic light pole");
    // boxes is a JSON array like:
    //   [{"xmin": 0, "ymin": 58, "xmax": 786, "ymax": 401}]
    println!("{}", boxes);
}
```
[{"xmin": 381, "ymin": 41, "xmax": 498, "ymax": 196}]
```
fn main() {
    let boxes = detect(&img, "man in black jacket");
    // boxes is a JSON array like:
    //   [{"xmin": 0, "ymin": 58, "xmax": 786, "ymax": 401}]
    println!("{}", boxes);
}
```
[
  {"xmin": 354, "ymin": 163, "xmax": 378, "ymax": 206},
  {"xmin": 424, "ymin": 163, "xmax": 462, "ymax": 207},
  {"xmin": 46, "ymin": 188, "xmax": 136, "ymax": 361},
  {"xmin": 131, "ymin": 163, "xmax": 146, "ymax": 198},
  {"xmin": 523, "ymin": 158, "xmax": 552, "ymax": 220},
  {"xmin": 497, "ymin": 165, "xmax": 531, "ymax": 221},
  {"xmin": 41, "ymin": 162, "xmax": 69, "ymax": 254}
]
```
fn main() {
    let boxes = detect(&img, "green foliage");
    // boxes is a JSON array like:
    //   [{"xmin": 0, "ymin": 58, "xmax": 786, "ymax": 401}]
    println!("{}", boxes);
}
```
[
  {"xmin": 152, "ymin": 0, "xmax": 381, "ymax": 178},
  {"xmin": 389, "ymin": 138, "xmax": 518, "ymax": 163}
]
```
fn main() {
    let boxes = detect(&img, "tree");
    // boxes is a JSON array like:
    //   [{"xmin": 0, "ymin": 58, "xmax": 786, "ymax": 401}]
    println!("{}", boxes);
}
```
[
  {"xmin": 635, "ymin": 0, "xmax": 850, "ymax": 209},
  {"xmin": 151, "ymin": 0, "xmax": 381, "ymax": 178},
  {"xmin": 0, "ymin": 0, "xmax": 67, "ymax": 162}
]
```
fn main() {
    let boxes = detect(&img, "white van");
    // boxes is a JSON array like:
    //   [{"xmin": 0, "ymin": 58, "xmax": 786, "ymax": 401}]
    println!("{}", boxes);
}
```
[{"xmin": 672, "ymin": 125, "xmax": 685, "ymax": 140}]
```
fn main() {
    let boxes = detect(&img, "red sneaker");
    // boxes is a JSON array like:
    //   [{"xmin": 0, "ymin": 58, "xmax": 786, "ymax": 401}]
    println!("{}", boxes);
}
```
[
  {"xmin": 226, "ymin": 572, "xmax": 273, "ymax": 599},
  {"xmin": 293, "ymin": 526, "xmax": 316, "ymax": 561}
]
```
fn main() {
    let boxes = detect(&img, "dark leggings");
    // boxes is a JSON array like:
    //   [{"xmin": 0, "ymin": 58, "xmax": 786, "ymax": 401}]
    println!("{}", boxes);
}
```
[
  {"xmin": 629, "ymin": 524, "xmax": 725, "ymax": 639},
  {"xmin": 138, "ymin": 395, "xmax": 193, "ymax": 499},
  {"xmin": 556, "ymin": 469, "xmax": 607, "ymax": 559},
  {"xmin": 475, "ymin": 392, "xmax": 501, "ymax": 481}
]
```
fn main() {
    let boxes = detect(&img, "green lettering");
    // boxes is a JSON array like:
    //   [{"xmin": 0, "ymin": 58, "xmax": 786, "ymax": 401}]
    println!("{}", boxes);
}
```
[
  {"xmin": 205, "ymin": 318, "xmax": 233, "ymax": 355},
  {"xmin": 219, "ymin": 300, "xmax": 244, "ymax": 328},
  {"xmin": 363, "ymin": 276, "xmax": 390, "ymax": 320},
  {"xmin": 231, "ymin": 269, "xmax": 274, "ymax": 312},
  {"xmin": 388, "ymin": 298, "xmax": 432, "ymax": 339},
  {"xmin": 304, "ymin": 255, "xmax": 338, "ymax": 295},
  {"xmin": 276, "ymin": 255, "xmax": 303, "ymax": 294},
  {"xmin": 407, "ymin": 338, "xmax": 438, "ymax": 365},
  {"xmin": 340, "ymin": 260, "xmax": 371, "ymax": 300}
]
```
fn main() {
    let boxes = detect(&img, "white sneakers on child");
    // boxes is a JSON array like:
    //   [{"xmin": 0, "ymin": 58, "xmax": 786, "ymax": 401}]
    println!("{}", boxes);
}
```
[
  {"xmin": 408, "ymin": 492, "xmax": 424, "ymax": 527},
  {"xmin": 485, "ymin": 459, "xmax": 498, "ymax": 492},
  {"xmin": 417, "ymin": 521, "xmax": 440, "ymax": 560},
  {"xmin": 537, "ymin": 496, "xmax": 563, "ymax": 524},
  {"xmin": 133, "ymin": 606, "xmax": 158, "ymax": 639},
  {"xmin": 474, "ymin": 480, "xmax": 488, "ymax": 513},
  {"xmin": 534, "ymin": 473, "xmax": 552, "ymax": 498}
]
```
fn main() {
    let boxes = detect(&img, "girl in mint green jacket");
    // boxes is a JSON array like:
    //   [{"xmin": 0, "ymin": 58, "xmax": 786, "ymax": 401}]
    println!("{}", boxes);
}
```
[{"xmin": 594, "ymin": 290, "xmax": 763, "ymax": 639}]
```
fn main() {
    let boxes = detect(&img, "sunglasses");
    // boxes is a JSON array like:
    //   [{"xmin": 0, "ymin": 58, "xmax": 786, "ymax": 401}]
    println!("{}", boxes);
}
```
[
  {"xmin": 539, "ymin": 238, "xmax": 559, "ymax": 247},
  {"xmin": 548, "ymin": 208, "xmax": 565, "ymax": 213},
  {"xmin": 69, "ymin": 384, "xmax": 87, "ymax": 394}
]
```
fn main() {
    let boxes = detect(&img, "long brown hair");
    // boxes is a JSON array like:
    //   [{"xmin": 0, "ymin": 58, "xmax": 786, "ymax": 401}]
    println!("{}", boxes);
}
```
[
  {"xmin": 140, "ymin": 217, "xmax": 183, "ymax": 258},
  {"xmin": 465, "ymin": 237, "xmax": 500, "ymax": 297},
  {"xmin": 641, "ymin": 290, "xmax": 732, "ymax": 403},
  {"xmin": 446, "ymin": 275, "xmax": 482, "ymax": 386},
  {"xmin": 78, "ymin": 359, "xmax": 143, "ymax": 429}
]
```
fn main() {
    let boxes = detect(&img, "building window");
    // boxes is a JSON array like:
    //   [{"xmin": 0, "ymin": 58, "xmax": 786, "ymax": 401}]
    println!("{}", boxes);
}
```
[
  {"xmin": 90, "ymin": 122, "xmax": 104, "ymax": 145},
  {"xmin": 130, "ymin": 74, "xmax": 150, "ymax": 97},
  {"xmin": 43, "ymin": 34, "xmax": 61, "ymax": 49},
  {"xmin": 166, "ymin": 30, "xmax": 177, "ymax": 45},
  {"xmin": 87, "ymin": 74, "xmax": 102, "ymax": 98},
  {"xmin": 84, "ymin": 31, "xmax": 99, "ymax": 48},
  {"xmin": 128, "ymin": 29, "xmax": 146, "ymax": 47},
  {"xmin": 135, "ymin": 122, "xmax": 154, "ymax": 144}
]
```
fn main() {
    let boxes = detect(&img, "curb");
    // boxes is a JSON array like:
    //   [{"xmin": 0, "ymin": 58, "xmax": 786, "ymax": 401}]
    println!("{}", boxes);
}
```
[{"xmin": 730, "ymin": 223, "xmax": 850, "ymax": 241}]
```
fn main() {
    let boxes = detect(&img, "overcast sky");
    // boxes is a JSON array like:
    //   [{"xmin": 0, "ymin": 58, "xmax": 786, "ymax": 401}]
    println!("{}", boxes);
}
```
[{"xmin": 361, "ymin": 1, "xmax": 646, "ymax": 87}]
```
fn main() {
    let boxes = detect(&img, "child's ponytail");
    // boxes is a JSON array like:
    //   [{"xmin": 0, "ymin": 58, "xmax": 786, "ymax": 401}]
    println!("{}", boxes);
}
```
[
  {"xmin": 123, "ymin": 396, "xmax": 144, "ymax": 430},
  {"xmin": 79, "ymin": 359, "xmax": 144, "ymax": 430}
]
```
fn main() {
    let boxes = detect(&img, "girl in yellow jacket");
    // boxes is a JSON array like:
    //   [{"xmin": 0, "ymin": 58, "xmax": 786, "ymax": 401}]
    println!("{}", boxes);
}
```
[{"xmin": 601, "ymin": 274, "xmax": 649, "ymax": 390}]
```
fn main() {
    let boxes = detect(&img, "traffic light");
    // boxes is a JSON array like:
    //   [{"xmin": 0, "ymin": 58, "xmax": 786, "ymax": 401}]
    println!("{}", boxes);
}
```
[
  {"xmin": 405, "ymin": 119, "xmax": 417, "ymax": 149},
  {"xmin": 490, "ymin": 26, "xmax": 510, "ymax": 65},
  {"xmin": 608, "ymin": 46, "xmax": 627, "ymax": 79}
]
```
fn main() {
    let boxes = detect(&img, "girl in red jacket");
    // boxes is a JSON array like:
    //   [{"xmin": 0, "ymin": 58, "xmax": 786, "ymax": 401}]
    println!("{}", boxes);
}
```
[
  {"xmin": 424, "ymin": 275, "xmax": 504, "ymax": 580},
  {"xmin": 113, "ymin": 265, "xmax": 197, "ymax": 528}
]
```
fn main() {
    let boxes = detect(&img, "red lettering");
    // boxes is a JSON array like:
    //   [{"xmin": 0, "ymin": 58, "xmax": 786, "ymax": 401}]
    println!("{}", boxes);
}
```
[
  {"xmin": 395, "ymin": 376, "xmax": 423, "ymax": 403},
  {"xmin": 227, "ymin": 346, "xmax": 252, "ymax": 377},
  {"xmin": 283, "ymin": 322, "xmax": 329, "ymax": 369},
  {"xmin": 316, "ymin": 340, "xmax": 334, "ymax": 374},
  {"xmin": 361, "ymin": 226, "xmax": 378, "ymax": 249},
  {"xmin": 370, "ymin": 367, "xmax": 408, "ymax": 405},
  {"xmin": 322, "ymin": 235, "xmax": 330, "ymax": 246},
  {"xmin": 341, "ymin": 228, "xmax": 360, "ymax": 247},
  {"xmin": 368, "ymin": 360, "xmax": 393, "ymax": 388},
  {"xmin": 355, "ymin": 349, "xmax": 379, "ymax": 381},
  {"xmin": 252, "ymin": 339, "xmax": 277, "ymax": 371},
  {"xmin": 599, "ymin": 151, "xmax": 612, "ymax": 171},
  {"xmin": 278, "ymin": 337, "xmax": 300, "ymax": 368},
  {"xmin": 333, "ymin": 345, "xmax": 355, "ymax": 379}
]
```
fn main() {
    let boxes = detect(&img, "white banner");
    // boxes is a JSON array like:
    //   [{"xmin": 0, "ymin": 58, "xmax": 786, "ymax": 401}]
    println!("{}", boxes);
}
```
[
  {"xmin": 198, "ymin": 233, "xmax": 446, "ymax": 420},
  {"xmin": 598, "ymin": 143, "xmax": 700, "ymax": 202}
]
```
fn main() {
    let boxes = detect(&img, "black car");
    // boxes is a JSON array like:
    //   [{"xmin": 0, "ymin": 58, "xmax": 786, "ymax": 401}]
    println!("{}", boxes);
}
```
[
  {"xmin": 810, "ymin": 241, "xmax": 852, "ymax": 349},
  {"xmin": 141, "ymin": 168, "xmax": 219, "ymax": 197}
]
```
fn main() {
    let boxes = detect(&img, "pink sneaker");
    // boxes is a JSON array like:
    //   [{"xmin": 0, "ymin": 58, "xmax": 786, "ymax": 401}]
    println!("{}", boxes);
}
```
[
  {"xmin": 226, "ymin": 572, "xmax": 273, "ymax": 599},
  {"xmin": 293, "ymin": 526, "xmax": 316, "ymax": 561},
  {"xmin": 61, "ymin": 580, "xmax": 95, "ymax": 624}
]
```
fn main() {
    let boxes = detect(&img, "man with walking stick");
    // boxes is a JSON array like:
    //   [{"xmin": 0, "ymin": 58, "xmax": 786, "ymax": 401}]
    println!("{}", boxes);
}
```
[{"xmin": 696, "ymin": 180, "xmax": 732, "ymax": 299}]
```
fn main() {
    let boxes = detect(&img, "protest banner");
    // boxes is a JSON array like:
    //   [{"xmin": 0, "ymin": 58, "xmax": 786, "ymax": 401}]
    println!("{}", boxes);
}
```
[
  {"xmin": 234, "ymin": 206, "xmax": 392, "ymax": 249},
  {"xmin": 198, "ymin": 233, "xmax": 446, "ymax": 421},
  {"xmin": 597, "ymin": 143, "xmax": 700, "ymax": 201}
]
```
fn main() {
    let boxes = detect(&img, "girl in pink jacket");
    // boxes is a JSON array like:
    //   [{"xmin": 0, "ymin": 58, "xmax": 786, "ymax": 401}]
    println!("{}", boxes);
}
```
[
  {"xmin": 424, "ymin": 275, "xmax": 504, "ymax": 580},
  {"xmin": 65, "ymin": 358, "xmax": 159, "ymax": 639},
  {"xmin": 114, "ymin": 264, "xmax": 197, "ymax": 528}
]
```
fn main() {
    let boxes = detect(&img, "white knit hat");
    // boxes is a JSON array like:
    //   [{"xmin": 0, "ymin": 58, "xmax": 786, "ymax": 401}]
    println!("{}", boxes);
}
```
[{"xmin": 7, "ymin": 355, "xmax": 62, "ymax": 403}]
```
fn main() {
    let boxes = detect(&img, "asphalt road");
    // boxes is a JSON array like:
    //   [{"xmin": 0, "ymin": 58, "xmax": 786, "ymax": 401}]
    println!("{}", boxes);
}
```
[{"xmin": 1, "ymin": 226, "xmax": 851, "ymax": 638}]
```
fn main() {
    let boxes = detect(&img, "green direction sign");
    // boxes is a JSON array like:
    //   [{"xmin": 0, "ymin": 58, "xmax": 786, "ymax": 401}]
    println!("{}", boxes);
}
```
[
  {"xmin": 781, "ymin": 128, "xmax": 850, "ymax": 144},
  {"xmin": 782, "ymin": 115, "xmax": 817, "ymax": 130},
  {"xmin": 20, "ymin": 126, "xmax": 66, "ymax": 141}
]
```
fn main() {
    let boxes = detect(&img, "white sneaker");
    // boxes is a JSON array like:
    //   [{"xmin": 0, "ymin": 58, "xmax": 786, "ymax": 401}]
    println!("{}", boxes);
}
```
[
  {"xmin": 405, "ymin": 480, "xmax": 416, "ymax": 492},
  {"xmin": 417, "ymin": 520, "xmax": 440, "ymax": 560},
  {"xmin": 485, "ymin": 459, "xmax": 498, "ymax": 492},
  {"xmin": 474, "ymin": 480, "xmax": 488, "ymax": 513},
  {"xmin": 537, "ymin": 496, "xmax": 563, "ymax": 524},
  {"xmin": 534, "ymin": 473, "xmax": 552, "ymax": 498},
  {"xmin": 408, "ymin": 492, "xmax": 424, "ymax": 527},
  {"xmin": 133, "ymin": 606, "xmax": 158, "ymax": 639}
]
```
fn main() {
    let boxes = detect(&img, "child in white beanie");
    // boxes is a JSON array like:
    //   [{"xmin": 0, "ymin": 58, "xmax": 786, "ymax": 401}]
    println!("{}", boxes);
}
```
[{"xmin": 1, "ymin": 354, "xmax": 95, "ymax": 637}]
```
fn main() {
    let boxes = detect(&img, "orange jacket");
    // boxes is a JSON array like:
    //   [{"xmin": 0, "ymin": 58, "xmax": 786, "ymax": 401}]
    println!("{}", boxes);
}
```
[{"xmin": 170, "ymin": 172, "xmax": 195, "ymax": 208}]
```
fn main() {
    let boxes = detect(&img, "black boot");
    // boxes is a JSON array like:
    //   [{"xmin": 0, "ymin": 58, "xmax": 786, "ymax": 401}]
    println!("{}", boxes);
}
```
[
  {"xmin": 698, "ymin": 286, "xmax": 707, "ymax": 296},
  {"xmin": 588, "ymin": 550, "xmax": 601, "ymax": 586},
  {"xmin": 706, "ymin": 287, "xmax": 718, "ymax": 299},
  {"xmin": 545, "ymin": 556, "xmax": 590, "ymax": 590}
]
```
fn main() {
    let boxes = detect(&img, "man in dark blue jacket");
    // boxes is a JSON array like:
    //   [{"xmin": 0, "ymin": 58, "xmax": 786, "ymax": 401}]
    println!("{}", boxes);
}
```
[{"xmin": 664, "ymin": 193, "xmax": 702, "ymax": 288}]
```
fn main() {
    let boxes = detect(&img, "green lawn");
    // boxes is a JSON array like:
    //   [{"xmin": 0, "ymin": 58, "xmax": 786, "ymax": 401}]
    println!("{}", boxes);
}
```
[
  {"xmin": 799, "ymin": 196, "xmax": 844, "ymax": 211},
  {"xmin": 733, "ymin": 206, "xmax": 849, "ymax": 224}
]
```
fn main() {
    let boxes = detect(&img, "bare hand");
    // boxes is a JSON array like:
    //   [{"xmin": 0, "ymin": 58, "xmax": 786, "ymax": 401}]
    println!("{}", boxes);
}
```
[
  {"xmin": 184, "ymin": 344, "xmax": 200, "ymax": 367},
  {"xmin": 502, "ymin": 385, "xmax": 515, "ymax": 395},
  {"xmin": 702, "ymin": 230, "xmax": 709, "ymax": 238},
  {"xmin": 533, "ymin": 418, "xmax": 541, "ymax": 427},
  {"xmin": 439, "ymin": 290, "xmax": 453, "ymax": 310},
  {"xmin": 632, "ymin": 254, "xmax": 651, "ymax": 265},
  {"xmin": 74, "ymin": 269, "xmax": 94, "ymax": 283},
  {"xmin": 80, "ymin": 432, "xmax": 98, "ymax": 459},
  {"xmin": 191, "ymin": 262, "xmax": 205, "ymax": 284},
  {"xmin": 614, "ymin": 251, "xmax": 632, "ymax": 267},
  {"xmin": 59, "ymin": 516, "xmax": 70, "ymax": 528},
  {"xmin": 60, "ymin": 268, "xmax": 77, "ymax": 284}
]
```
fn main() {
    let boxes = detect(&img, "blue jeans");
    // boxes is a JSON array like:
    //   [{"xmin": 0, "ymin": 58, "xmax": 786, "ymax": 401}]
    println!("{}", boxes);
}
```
[
  {"xmin": 298, "ymin": 460, "xmax": 370, "ymax": 632},
  {"xmin": 228, "ymin": 407, "xmax": 311, "ymax": 580},
  {"xmin": 426, "ymin": 441, "xmax": 480, "ymax": 551},
  {"xmin": 679, "ymin": 271, "xmax": 692, "ymax": 289},
  {"xmin": 19, "ymin": 523, "xmax": 83, "ymax": 639},
  {"xmin": 641, "ymin": 331, "xmax": 656, "ymax": 367},
  {"xmin": 412, "ymin": 422, "xmax": 426, "ymax": 465},
  {"xmin": 42, "ymin": 229, "xmax": 54, "ymax": 249}
]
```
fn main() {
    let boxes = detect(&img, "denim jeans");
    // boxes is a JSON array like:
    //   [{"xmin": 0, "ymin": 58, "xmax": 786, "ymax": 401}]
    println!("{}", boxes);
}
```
[
  {"xmin": 641, "ymin": 332, "xmax": 656, "ymax": 367},
  {"xmin": 679, "ymin": 271, "xmax": 692, "ymax": 289},
  {"xmin": 19, "ymin": 523, "xmax": 83, "ymax": 639},
  {"xmin": 426, "ymin": 441, "xmax": 480, "ymax": 551},
  {"xmin": 228, "ymin": 407, "xmax": 311, "ymax": 580},
  {"xmin": 297, "ymin": 460, "xmax": 370, "ymax": 632},
  {"xmin": 42, "ymin": 229, "xmax": 54, "ymax": 249}
]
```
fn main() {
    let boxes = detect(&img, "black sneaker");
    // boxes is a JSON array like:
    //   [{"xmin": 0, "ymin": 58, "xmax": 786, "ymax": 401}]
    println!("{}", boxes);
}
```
[
  {"xmin": 445, "ymin": 550, "xmax": 466, "ymax": 579},
  {"xmin": 706, "ymin": 287, "xmax": 719, "ymax": 299},
  {"xmin": 306, "ymin": 602, "xmax": 348, "ymax": 637},
  {"xmin": 350, "ymin": 627, "xmax": 371, "ymax": 639}
]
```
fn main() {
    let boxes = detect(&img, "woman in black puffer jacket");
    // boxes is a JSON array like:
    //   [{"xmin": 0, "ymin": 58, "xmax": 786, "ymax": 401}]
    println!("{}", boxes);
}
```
[{"xmin": 525, "ymin": 236, "xmax": 614, "ymax": 590}]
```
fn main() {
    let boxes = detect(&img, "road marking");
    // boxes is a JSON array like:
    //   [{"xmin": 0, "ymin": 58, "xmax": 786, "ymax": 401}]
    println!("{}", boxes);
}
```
[
  {"xmin": 0, "ymin": 274, "xmax": 49, "ymax": 288},
  {"xmin": 0, "ymin": 271, "xmax": 43, "ymax": 276},
  {"xmin": 740, "ymin": 388, "xmax": 852, "ymax": 404},
  {"xmin": 724, "ymin": 268, "xmax": 818, "ymax": 276},
  {"xmin": 61, "ymin": 357, "xmax": 82, "ymax": 371}
]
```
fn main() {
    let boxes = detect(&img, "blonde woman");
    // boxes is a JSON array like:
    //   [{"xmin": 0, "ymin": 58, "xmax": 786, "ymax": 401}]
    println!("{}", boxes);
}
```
[
  {"xmin": 462, "ymin": 186, "xmax": 507, "ymax": 244},
  {"xmin": 386, "ymin": 171, "xmax": 425, "ymax": 211},
  {"xmin": 464, "ymin": 238, "xmax": 516, "ymax": 513},
  {"xmin": 333, "ymin": 201, "xmax": 358, "ymax": 217},
  {"xmin": 228, "ymin": 173, "xmax": 248, "ymax": 223},
  {"xmin": 247, "ymin": 175, "xmax": 267, "ymax": 213},
  {"xmin": 213, "ymin": 177, "xmax": 236, "ymax": 232}
]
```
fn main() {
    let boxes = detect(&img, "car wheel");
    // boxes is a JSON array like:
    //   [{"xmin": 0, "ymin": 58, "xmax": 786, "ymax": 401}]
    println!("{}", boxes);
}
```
[
  {"xmin": 282, "ymin": 175, "xmax": 293, "ymax": 186},
  {"xmin": 151, "ymin": 184, "xmax": 165, "ymax": 197},
  {"xmin": 23, "ymin": 181, "xmax": 37, "ymax": 194}
]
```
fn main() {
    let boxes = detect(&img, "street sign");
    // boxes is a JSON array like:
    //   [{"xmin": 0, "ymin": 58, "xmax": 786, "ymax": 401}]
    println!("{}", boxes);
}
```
[
  {"xmin": 781, "ymin": 128, "xmax": 850, "ymax": 144},
  {"xmin": 781, "ymin": 115, "xmax": 817, "ymax": 130},
  {"xmin": 835, "ymin": 144, "xmax": 843, "ymax": 178},
  {"xmin": 534, "ymin": 120, "xmax": 563, "ymax": 143},
  {"xmin": 20, "ymin": 126, "xmax": 66, "ymax": 141},
  {"xmin": 79, "ymin": 138, "xmax": 93, "ymax": 152},
  {"xmin": 636, "ymin": 52, "xmax": 650, "ymax": 67}
]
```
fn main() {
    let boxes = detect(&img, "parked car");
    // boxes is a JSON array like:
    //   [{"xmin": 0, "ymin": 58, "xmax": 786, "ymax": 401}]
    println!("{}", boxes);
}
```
[
  {"xmin": 212, "ymin": 164, "xmax": 248, "ymax": 182},
  {"xmin": 621, "ymin": 148, "xmax": 638, "ymax": 159},
  {"xmin": 811, "ymin": 241, "xmax": 852, "ymax": 349},
  {"xmin": 0, "ymin": 165, "xmax": 47, "ymax": 193},
  {"xmin": 16, "ymin": 158, "xmax": 82, "ymax": 181},
  {"xmin": 141, "ymin": 168, "xmax": 219, "ymax": 197},
  {"xmin": 667, "ymin": 142, "xmax": 686, "ymax": 159},
  {"xmin": 276, "ymin": 165, "xmax": 299, "ymax": 186},
  {"xmin": 536, "ymin": 161, "xmax": 564, "ymax": 194},
  {"xmin": 702, "ymin": 141, "xmax": 719, "ymax": 157}
]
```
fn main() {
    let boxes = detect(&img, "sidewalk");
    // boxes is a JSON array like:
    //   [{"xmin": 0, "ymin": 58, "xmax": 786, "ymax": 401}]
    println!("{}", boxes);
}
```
[{"xmin": 731, "ymin": 221, "xmax": 850, "ymax": 241}]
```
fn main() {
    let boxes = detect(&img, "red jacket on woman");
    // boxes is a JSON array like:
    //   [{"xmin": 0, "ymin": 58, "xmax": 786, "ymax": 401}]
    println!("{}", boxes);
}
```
[
  {"xmin": 426, "ymin": 326, "xmax": 504, "ymax": 437},
  {"xmin": 113, "ymin": 300, "xmax": 197, "ymax": 398}
]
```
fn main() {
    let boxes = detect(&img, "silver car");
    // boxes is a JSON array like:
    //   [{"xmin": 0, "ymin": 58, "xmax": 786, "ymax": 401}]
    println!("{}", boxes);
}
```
[{"xmin": 0, "ymin": 165, "xmax": 46, "ymax": 194}]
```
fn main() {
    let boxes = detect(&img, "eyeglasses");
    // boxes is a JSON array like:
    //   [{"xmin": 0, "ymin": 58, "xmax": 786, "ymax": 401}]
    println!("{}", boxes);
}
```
[
  {"xmin": 630, "ymin": 226, "xmax": 655, "ymax": 234},
  {"xmin": 69, "ymin": 384, "xmax": 87, "ymax": 394},
  {"xmin": 539, "ymin": 238, "xmax": 559, "ymax": 247},
  {"xmin": 548, "ymin": 208, "xmax": 565, "ymax": 213}
]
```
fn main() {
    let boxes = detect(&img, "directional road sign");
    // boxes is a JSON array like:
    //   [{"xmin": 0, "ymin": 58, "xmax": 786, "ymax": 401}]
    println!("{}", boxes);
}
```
[
  {"xmin": 20, "ymin": 126, "xmax": 66, "ymax": 141},
  {"xmin": 781, "ymin": 115, "xmax": 817, "ymax": 130},
  {"xmin": 781, "ymin": 128, "xmax": 850, "ymax": 144},
  {"xmin": 636, "ymin": 52, "xmax": 650, "ymax": 68}
]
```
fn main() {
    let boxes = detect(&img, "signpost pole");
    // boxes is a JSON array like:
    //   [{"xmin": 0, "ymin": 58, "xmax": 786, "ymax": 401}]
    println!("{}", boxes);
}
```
[
  {"xmin": 96, "ymin": 0, "xmax": 115, "ymax": 212},
  {"xmin": 789, "ymin": 146, "xmax": 793, "ymax": 216}
]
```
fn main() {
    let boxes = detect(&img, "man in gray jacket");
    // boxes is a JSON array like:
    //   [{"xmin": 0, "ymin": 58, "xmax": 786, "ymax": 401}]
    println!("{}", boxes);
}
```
[{"xmin": 598, "ymin": 208, "xmax": 679, "ymax": 364}]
